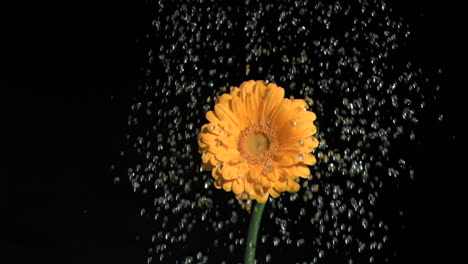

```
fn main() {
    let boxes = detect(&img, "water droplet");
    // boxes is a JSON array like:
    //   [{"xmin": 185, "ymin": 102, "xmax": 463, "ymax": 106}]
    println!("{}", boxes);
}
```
[
  {"xmin": 273, "ymin": 237, "xmax": 280, "ymax": 246},
  {"xmin": 298, "ymin": 154, "xmax": 304, "ymax": 161},
  {"xmin": 216, "ymin": 162, "xmax": 224, "ymax": 169},
  {"xmin": 298, "ymin": 139, "xmax": 304, "ymax": 146},
  {"xmin": 262, "ymin": 165, "xmax": 273, "ymax": 175}
]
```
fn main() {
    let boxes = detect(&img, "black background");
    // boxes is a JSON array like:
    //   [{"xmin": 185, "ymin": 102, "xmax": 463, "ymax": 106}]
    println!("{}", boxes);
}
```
[{"xmin": 7, "ymin": 1, "xmax": 459, "ymax": 263}]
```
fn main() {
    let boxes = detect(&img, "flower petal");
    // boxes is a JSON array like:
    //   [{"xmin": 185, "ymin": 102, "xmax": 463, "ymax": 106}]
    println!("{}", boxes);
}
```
[
  {"xmin": 245, "ymin": 92, "xmax": 258, "ymax": 124},
  {"xmin": 230, "ymin": 87, "xmax": 240, "ymax": 97},
  {"xmin": 216, "ymin": 134, "xmax": 237, "ymax": 148},
  {"xmin": 286, "ymin": 178, "xmax": 300, "ymax": 192},
  {"xmin": 202, "ymin": 151, "xmax": 213, "ymax": 164},
  {"xmin": 310, "ymin": 136, "xmax": 319, "ymax": 148},
  {"xmin": 269, "ymin": 99, "xmax": 291, "ymax": 130},
  {"xmin": 290, "ymin": 99, "xmax": 307, "ymax": 110},
  {"xmin": 273, "ymin": 151, "xmax": 300, "ymax": 166},
  {"xmin": 201, "ymin": 132, "xmax": 217, "ymax": 145},
  {"xmin": 301, "ymin": 153, "xmax": 317, "ymax": 165},
  {"xmin": 214, "ymin": 178, "xmax": 223, "ymax": 189},
  {"xmin": 261, "ymin": 83, "xmax": 285, "ymax": 122},
  {"xmin": 208, "ymin": 141, "xmax": 224, "ymax": 154},
  {"xmin": 239, "ymin": 80, "xmax": 255, "ymax": 99},
  {"xmin": 277, "ymin": 122, "xmax": 317, "ymax": 146},
  {"xmin": 253, "ymin": 80, "xmax": 267, "ymax": 99},
  {"xmin": 198, "ymin": 138, "xmax": 208, "ymax": 149},
  {"xmin": 265, "ymin": 169, "xmax": 279, "ymax": 181},
  {"xmin": 230, "ymin": 97, "xmax": 247, "ymax": 129},
  {"xmin": 279, "ymin": 166, "xmax": 299, "ymax": 179},
  {"xmin": 295, "ymin": 164, "xmax": 311, "ymax": 178},
  {"xmin": 256, "ymin": 191, "xmax": 269, "ymax": 203},
  {"xmin": 248, "ymin": 165, "xmax": 262, "ymax": 182},
  {"xmin": 217, "ymin": 93, "xmax": 232, "ymax": 105},
  {"xmin": 297, "ymin": 110, "xmax": 317, "ymax": 122},
  {"xmin": 215, "ymin": 103, "xmax": 239, "ymax": 126},
  {"xmin": 215, "ymin": 149, "xmax": 241, "ymax": 162},
  {"xmin": 232, "ymin": 178, "xmax": 244, "ymax": 195},
  {"xmin": 222, "ymin": 181, "xmax": 233, "ymax": 191},
  {"xmin": 277, "ymin": 136, "xmax": 317, "ymax": 153},
  {"xmin": 222, "ymin": 164, "xmax": 239, "ymax": 180},
  {"xmin": 209, "ymin": 154, "xmax": 218, "ymax": 166},
  {"xmin": 244, "ymin": 179, "xmax": 254, "ymax": 194},
  {"xmin": 268, "ymin": 187, "xmax": 281, "ymax": 198},
  {"xmin": 212, "ymin": 168, "xmax": 222, "ymax": 180},
  {"xmin": 273, "ymin": 177, "xmax": 288, "ymax": 192},
  {"xmin": 218, "ymin": 121, "xmax": 241, "ymax": 138},
  {"xmin": 206, "ymin": 111, "xmax": 220, "ymax": 123}
]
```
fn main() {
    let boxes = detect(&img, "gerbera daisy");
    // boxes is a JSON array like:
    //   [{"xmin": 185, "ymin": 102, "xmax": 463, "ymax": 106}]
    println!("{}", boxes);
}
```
[{"xmin": 198, "ymin": 80, "xmax": 318, "ymax": 203}]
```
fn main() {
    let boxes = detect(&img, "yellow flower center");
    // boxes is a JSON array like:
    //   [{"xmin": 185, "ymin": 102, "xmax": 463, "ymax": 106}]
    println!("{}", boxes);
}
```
[
  {"xmin": 247, "ymin": 133, "xmax": 269, "ymax": 154},
  {"xmin": 238, "ymin": 122, "xmax": 278, "ymax": 165}
]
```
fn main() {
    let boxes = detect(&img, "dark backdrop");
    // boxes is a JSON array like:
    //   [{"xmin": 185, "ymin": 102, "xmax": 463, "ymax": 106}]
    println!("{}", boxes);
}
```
[{"xmin": 7, "ymin": 1, "xmax": 458, "ymax": 263}]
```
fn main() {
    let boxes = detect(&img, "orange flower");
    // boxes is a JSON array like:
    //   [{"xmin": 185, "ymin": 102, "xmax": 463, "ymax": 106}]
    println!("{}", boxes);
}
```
[{"xmin": 198, "ymin": 80, "xmax": 318, "ymax": 203}]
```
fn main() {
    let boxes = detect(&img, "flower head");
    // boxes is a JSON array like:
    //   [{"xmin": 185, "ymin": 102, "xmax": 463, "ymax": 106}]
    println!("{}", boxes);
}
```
[{"xmin": 198, "ymin": 80, "xmax": 318, "ymax": 203}]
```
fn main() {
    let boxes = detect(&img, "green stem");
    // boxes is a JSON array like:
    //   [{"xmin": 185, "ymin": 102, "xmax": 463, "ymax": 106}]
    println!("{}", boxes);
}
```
[{"xmin": 244, "ymin": 201, "xmax": 267, "ymax": 264}]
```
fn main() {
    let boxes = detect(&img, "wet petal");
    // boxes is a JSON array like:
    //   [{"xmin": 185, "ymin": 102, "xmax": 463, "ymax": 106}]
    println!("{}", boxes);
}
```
[
  {"xmin": 208, "ymin": 141, "xmax": 224, "ymax": 154},
  {"xmin": 244, "ymin": 92, "xmax": 258, "ymax": 124},
  {"xmin": 215, "ymin": 149, "xmax": 241, "ymax": 162},
  {"xmin": 232, "ymin": 178, "xmax": 244, "ymax": 195},
  {"xmin": 222, "ymin": 181, "xmax": 233, "ymax": 191},
  {"xmin": 266, "ymin": 169, "xmax": 279, "ymax": 181},
  {"xmin": 198, "ymin": 138, "xmax": 208, "ymax": 149},
  {"xmin": 254, "ymin": 80, "xmax": 267, "ymax": 99},
  {"xmin": 269, "ymin": 100, "xmax": 291, "ymax": 130},
  {"xmin": 206, "ymin": 111, "xmax": 220, "ymax": 123},
  {"xmin": 301, "ymin": 153, "xmax": 317, "ymax": 165},
  {"xmin": 286, "ymin": 178, "xmax": 300, "ymax": 192},
  {"xmin": 202, "ymin": 151, "xmax": 213, "ymax": 164},
  {"xmin": 273, "ymin": 151, "xmax": 300, "ymax": 166},
  {"xmin": 298, "ymin": 110, "xmax": 317, "ymax": 122},
  {"xmin": 230, "ymin": 87, "xmax": 240, "ymax": 97},
  {"xmin": 215, "ymin": 103, "xmax": 239, "ymax": 126},
  {"xmin": 279, "ymin": 166, "xmax": 299, "ymax": 179},
  {"xmin": 248, "ymin": 165, "xmax": 263, "ymax": 182},
  {"xmin": 201, "ymin": 132, "xmax": 218, "ymax": 145},
  {"xmin": 231, "ymin": 97, "xmax": 247, "ymax": 128},
  {"xmin": 268, "ymin": 187, "xmax": 281, "ymax": 198},
  {"xmin": 209, "ymin": 155, "xmax": 218, "ymax": 166},
  {"xmin": 273, "ymin": 177, "xmax": 287, "ymax": 192},
  {"xmin": 256, "ymin": 191, "xmax": 269, "ymax": 203},
  {"xmin": 212, "ymin": 168, "xmax": 222, "ymax": 180},
  {"xmin": 222, "ymin": 164, "xmax": 239, "ymax": 180},
  {"xmin": 239, "ymin": 80, "xmax": 255, "ymax": 99},
  {"xmin": 214, "ymin": 178, "xmax": 223, "ymax": 189},
  {"xmin": 295, "ymin": 164, "xmax": 311, "ymax": 178},
  {"xmin": 217, "ymin": 93, "xmax": 232, "ymax": 105},
  {"xmin": 290, "ymin": 99, "xmax": 307, "ymax": 110},
  {"xmin": 261, "ymin": 83, "xmax": 285, "ymax": 122},
  {"xmin": 216, "ymin": 134, "xmax": 237, "ymax": 148},
  {"xmin": 278, "ymin": 123, "xmax": 317, "ymax": 146}
]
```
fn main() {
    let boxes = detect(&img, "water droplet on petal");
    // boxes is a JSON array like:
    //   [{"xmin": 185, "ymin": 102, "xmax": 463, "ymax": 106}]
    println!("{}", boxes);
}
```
[{"xmin": 298, "ymin": 154, "xmax": 304, "ymax": 161}]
